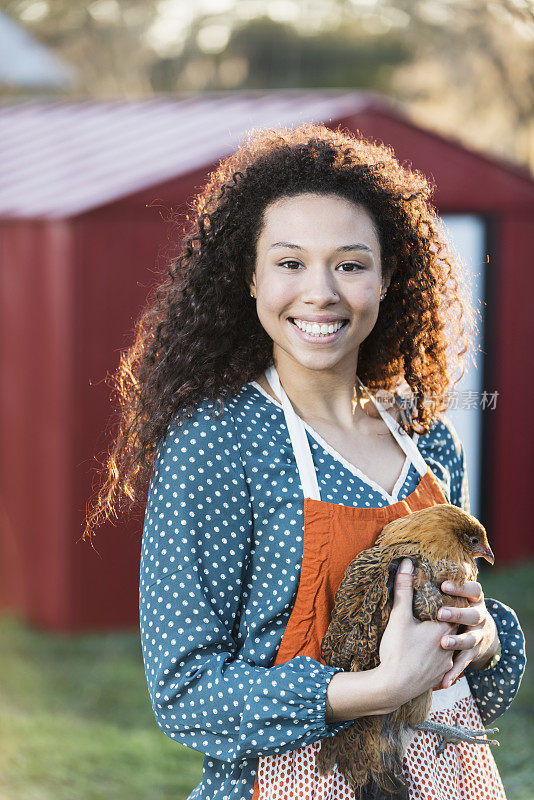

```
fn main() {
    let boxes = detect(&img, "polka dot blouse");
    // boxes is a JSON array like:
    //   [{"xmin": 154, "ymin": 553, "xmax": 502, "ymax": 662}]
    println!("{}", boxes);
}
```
[{"xmin": 139, "ymin": 381, "xmax": 526, "ymax": 800}]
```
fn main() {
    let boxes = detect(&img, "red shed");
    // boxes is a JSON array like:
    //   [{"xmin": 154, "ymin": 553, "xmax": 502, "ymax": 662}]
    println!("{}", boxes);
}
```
[{"xmin": 1, "ymin": 92, "xmax": 533, "ymax": 632}]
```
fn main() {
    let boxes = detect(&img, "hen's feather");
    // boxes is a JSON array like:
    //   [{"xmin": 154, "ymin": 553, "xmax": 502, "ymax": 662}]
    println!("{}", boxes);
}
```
[{"xmin": 316, "ymin": 503, "xmax": 493, "ymax": 797}]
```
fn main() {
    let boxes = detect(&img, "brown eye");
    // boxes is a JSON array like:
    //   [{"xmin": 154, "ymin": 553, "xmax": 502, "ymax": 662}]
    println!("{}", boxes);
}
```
[
  {"xmin": 279, "ymin": 260, "xmax": 301, "ymax": 270},
  {"xmin": 336, "ymin": 262, "xmax": 364, "ymax": 272},
  {"xmin": 470, "ymin": 536, "xmax": 480, "ymax": 546}
]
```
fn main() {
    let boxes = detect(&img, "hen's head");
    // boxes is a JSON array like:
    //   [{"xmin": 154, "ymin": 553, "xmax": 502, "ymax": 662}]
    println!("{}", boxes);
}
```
[{"xmin": 376, "ymin": 504, "xmax": 494, "ymax": 567}]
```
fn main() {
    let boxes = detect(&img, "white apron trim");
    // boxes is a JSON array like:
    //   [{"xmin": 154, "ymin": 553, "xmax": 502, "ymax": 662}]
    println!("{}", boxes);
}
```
[
  {"xmin": 265, "ymin": 364, "xmax": 428, "ymax": 502},
  {"xmin": 356, "ymin": 376, "xmax": 429, "ymax": 479},
  {"xmin": 250, "ymin": 380, "xmax": 417, "ymax": 502},
  {"xmin": 429, "ymin": 674, "xmax": 472, "ymax": 714},
  {"xmin": 265, "ymin": 365, "xmax": 321, "ymax": 501}
]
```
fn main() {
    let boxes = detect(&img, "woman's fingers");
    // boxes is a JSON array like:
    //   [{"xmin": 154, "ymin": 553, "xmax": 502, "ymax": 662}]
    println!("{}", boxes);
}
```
[
  {"xmin": 437, "ymin": 579, "xmax": 500, "ymax": 672},
  {"xmin": 441, "ymin": 579, "xmax": 483, "ymax": 603},
  {"xmin": 438, "ymin": 649, "xmax": 474, "ymax": 688},
  {"xmin": 437, "ymin": 604, "xmax": 485, "ymax": 626},
  {"xmin": 438, "ymin": 580, "xmax": 486, "ymax": 633},
  {"xmin": 391, "ymin": 558, "xmax": 415, "ymax": 617},
  {"xmin": 441, "ymin": 630, "xmax": 479, "ymax": 651}
]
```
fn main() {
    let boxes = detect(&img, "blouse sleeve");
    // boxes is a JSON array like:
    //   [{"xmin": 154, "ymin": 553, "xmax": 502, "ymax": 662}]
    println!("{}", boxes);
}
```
[
  {"xmin": 444, "ymin": 417, "xmax": 527, "ymax": 725},
  {"xmin": 139, "ymin": 401, "xmax": 353, "ymax": 767}
]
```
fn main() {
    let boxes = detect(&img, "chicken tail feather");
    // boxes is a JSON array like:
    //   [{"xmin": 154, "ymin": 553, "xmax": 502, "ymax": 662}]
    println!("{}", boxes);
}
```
[
  {"xmin": 359, "ymin": 775, "xmax": 409, "ymax": 800},
  {"xmin": 317, "ymin": 716, "xmax": 409, "ymax": 798},
  {"xmin": 316, "ymin": 736, "xmax": 337, "ymax": 775},
  {"xmin": 316, "ymin": 715, "xmax": 410, "ymax": 799}
]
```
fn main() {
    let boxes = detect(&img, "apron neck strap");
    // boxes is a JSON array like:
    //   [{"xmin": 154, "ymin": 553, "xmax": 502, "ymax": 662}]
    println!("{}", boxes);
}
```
[
  {"xmin": 265, "ymin": 365, "xmax": 322, "ymax": 501},
  {"xmin": 265, "ymin": 365, "xmax": 428, "ymax": 502},
  {"xmin": 355, "ymin": 376, "xmax": 428, "ymax": 477}
]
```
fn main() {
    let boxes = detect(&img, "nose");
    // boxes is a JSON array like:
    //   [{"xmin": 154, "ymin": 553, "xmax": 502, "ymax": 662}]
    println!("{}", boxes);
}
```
[{"xmin": 301, "ymin": 265, "xmax": 339, "ymax": 305}]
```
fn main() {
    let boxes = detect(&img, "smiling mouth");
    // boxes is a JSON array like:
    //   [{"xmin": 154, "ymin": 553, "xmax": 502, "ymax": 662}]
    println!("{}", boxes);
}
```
[{"xmin": 289, "ymin": 318, "xmax": 349, "ymax": 339}]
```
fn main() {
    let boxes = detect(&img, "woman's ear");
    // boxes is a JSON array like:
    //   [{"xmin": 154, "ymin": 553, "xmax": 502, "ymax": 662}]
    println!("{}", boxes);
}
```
[
  {"xmin": 249, "ymin": 276, "xmax": 257, "ymax": 298},
  {"xmin": 380, "ymin": 265, "xmax": 395, "ymax": 297},
  {"xmin": 383, "ymin": 256, "xmax": 398, "ymax": 288}
]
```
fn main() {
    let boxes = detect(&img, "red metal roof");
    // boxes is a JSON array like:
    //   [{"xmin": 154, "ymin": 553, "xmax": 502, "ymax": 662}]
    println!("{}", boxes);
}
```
[
  {"xmin": 3, "ymin": 91, "xmax": 533, "ymax": 220},
  {"xmin": 0, "ymin": 92, "xmax": 376, "ymax": 219}
]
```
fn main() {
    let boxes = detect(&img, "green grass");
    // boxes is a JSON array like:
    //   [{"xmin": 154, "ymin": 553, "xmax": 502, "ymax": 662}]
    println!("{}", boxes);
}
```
[
  {"xmin": 0, "ymin": 563, "xmax": 532, "ymax": 800},
  {"xmin": 473, "ymin": 563, "xmax": 534, "ymax": 800},
  {"xmin": 0, "ymin": 616, "xmax": 203, "ymax": 800}
]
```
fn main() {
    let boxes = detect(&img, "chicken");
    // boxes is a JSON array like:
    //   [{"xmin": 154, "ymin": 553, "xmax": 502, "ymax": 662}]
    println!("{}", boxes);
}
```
[{"xmin": 316, "ymin": 503, "xmax": 498, "ymax": 799}]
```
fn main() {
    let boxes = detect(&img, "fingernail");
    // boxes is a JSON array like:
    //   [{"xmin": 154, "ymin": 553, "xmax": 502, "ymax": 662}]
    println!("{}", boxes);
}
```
[
  {"xmin": 442, "ymin": 582, "xmax": 454, "ymax": 592},
  {"xmin": 439, "ymin": 609, "xmax": 452, "ymax": 620},
  {"xmin": 399, "ymin": 559, "xmax": 413, "ymax": 574},
  {"xmin": 447, "ymin": 637, "xmax": 455, "ymax": 647}
]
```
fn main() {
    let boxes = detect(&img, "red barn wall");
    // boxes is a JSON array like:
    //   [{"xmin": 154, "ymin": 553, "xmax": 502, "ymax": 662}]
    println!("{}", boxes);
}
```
[
  {"xmin": 69, "ymin": 168, "xmax": 208, "ymax": 631},
  {"xmin": 0, "ymin": 219, "xmax": 74, "ymax": 628}
]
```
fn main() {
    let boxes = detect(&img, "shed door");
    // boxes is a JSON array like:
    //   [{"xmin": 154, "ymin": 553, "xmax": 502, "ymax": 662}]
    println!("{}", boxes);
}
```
[{"xmin": 440, "ymin": 214, "xmax": 487, "ymax": 521}]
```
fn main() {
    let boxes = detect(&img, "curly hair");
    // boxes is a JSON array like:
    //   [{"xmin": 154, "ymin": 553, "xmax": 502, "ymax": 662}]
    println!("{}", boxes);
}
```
[{"xmin": 83, "ymin": 122, "xmax": 476, "ymax": 543}]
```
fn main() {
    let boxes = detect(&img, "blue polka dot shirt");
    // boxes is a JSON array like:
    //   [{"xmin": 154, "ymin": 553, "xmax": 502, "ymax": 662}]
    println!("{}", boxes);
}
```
[{"xmin": 139, "ymin": 381, "xmax": 526, "ymax": 800}]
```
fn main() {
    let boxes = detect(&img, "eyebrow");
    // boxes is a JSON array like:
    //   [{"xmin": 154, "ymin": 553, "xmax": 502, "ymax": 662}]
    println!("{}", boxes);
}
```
[{"xmin": 268, "ymin": 241, "xmax": 374, "ymax": 254}]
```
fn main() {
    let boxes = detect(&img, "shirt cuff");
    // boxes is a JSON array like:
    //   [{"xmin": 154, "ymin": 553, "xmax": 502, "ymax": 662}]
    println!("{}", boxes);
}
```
[
  {"xmin": 465, "ymin": 597, "xmax": 526, "ymax": 725},
  {"xmin": 468, "ymin": 597, "xmax": 525, "ymax": 676},
  {"xmin": 477, "ymin": 636, "xmax": 502, "ymax": 671},
  {"xmin": 315, "ymin": 663, "xmax": 357, "ymax": 737}
]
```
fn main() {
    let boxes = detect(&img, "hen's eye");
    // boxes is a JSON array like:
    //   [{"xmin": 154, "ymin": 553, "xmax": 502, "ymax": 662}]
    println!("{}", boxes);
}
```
[{"xmin": 470, "ymin": 536, "xmax": 480, "ymax": 546}]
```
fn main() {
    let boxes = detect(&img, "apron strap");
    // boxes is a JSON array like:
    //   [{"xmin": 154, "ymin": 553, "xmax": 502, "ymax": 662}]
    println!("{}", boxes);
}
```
[
  {"xmin": 355, "ymin": 376, "xmax": 428, "ymax": 478},
  {"xmin": 265, "ymin": 365, "xmax": 429, "ymax": 501},
  {"xmin": 265, "ymin": 365, "xmax": 322, "ymax": 501}
]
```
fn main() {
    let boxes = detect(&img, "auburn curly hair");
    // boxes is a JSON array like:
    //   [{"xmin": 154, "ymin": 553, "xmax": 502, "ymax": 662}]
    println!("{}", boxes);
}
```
[{"xmin": 83, "ymin": 122, "xmax": 476, "ymax": 543}]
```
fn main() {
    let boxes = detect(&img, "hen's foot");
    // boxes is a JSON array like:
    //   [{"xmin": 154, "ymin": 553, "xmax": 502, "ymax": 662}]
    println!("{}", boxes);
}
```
[{"xmin": 413, "ymin": 716, "xmax": 499, "ymax": 756}]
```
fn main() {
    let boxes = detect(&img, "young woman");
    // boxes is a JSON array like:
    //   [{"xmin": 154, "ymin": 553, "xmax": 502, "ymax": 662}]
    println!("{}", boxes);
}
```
[{"xmin": 85, "ymin": 124, "xmax": 525, "ymax": 799}]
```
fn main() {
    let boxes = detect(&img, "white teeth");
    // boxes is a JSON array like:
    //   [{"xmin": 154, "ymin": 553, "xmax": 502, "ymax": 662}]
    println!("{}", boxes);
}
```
[{"xmin": 293, "ymin": 319, "xmax": 345, "ymax": 337}]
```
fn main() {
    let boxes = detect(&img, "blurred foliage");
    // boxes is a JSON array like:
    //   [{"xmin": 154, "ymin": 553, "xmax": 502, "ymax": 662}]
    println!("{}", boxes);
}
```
[
  {"xmin": 151, "ymin": 14, "xmax": 411, "ymax": 91},
  {"xmin": 387, "ymin": 0, "xmax": 534, "ymax": 177},
  {"xmin": 2, "ymin": 0, "xmax": 534, "ymax": 172},
  {"xmin": 3, "ymin": 0, "xmax": 158, "ymax": 95}
]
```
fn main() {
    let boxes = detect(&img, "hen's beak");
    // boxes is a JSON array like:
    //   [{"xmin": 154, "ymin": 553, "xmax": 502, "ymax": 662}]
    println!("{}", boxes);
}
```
[{"xmin": 475, "ymin": 543, "xmax": 495, "ymax": 565}]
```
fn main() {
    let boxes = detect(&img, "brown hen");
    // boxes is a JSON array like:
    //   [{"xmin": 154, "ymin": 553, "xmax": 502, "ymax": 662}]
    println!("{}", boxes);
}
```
[{"xmin": 317, "ymin": 503, "xmax": 498, "ymax": 799}]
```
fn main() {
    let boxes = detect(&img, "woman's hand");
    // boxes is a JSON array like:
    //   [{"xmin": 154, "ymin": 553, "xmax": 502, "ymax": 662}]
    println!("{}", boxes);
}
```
[
  {"xmin": 378, "ymin": 559, "xmax": 458, "ymax": 707},
  {"xmin": 436, "ymin": 579, "xmax": 500, "ymax": 688}
]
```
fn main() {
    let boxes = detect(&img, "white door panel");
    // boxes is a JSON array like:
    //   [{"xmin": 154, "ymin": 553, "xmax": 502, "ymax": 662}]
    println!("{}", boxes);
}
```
[{"xmin": 440, "ymin": 214, "xmax": 486, "ymax": 521}]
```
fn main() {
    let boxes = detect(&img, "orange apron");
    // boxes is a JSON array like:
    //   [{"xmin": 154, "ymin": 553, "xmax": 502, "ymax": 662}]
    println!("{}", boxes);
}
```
[{"xmin": 252, "ymin": 365, "xmax": 506, "ymax": 800}]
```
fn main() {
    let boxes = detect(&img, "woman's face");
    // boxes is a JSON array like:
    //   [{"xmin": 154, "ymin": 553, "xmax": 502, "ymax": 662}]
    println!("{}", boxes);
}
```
[{"xmin": 251, "ymin": 192, "xmax": 388, "ymax": 375}]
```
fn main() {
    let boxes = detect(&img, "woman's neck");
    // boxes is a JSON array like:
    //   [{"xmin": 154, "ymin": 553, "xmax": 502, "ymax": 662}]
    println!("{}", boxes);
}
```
[{"xmin": 260, "ymin": 357, "xmax": 378, "ymax": 431}]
